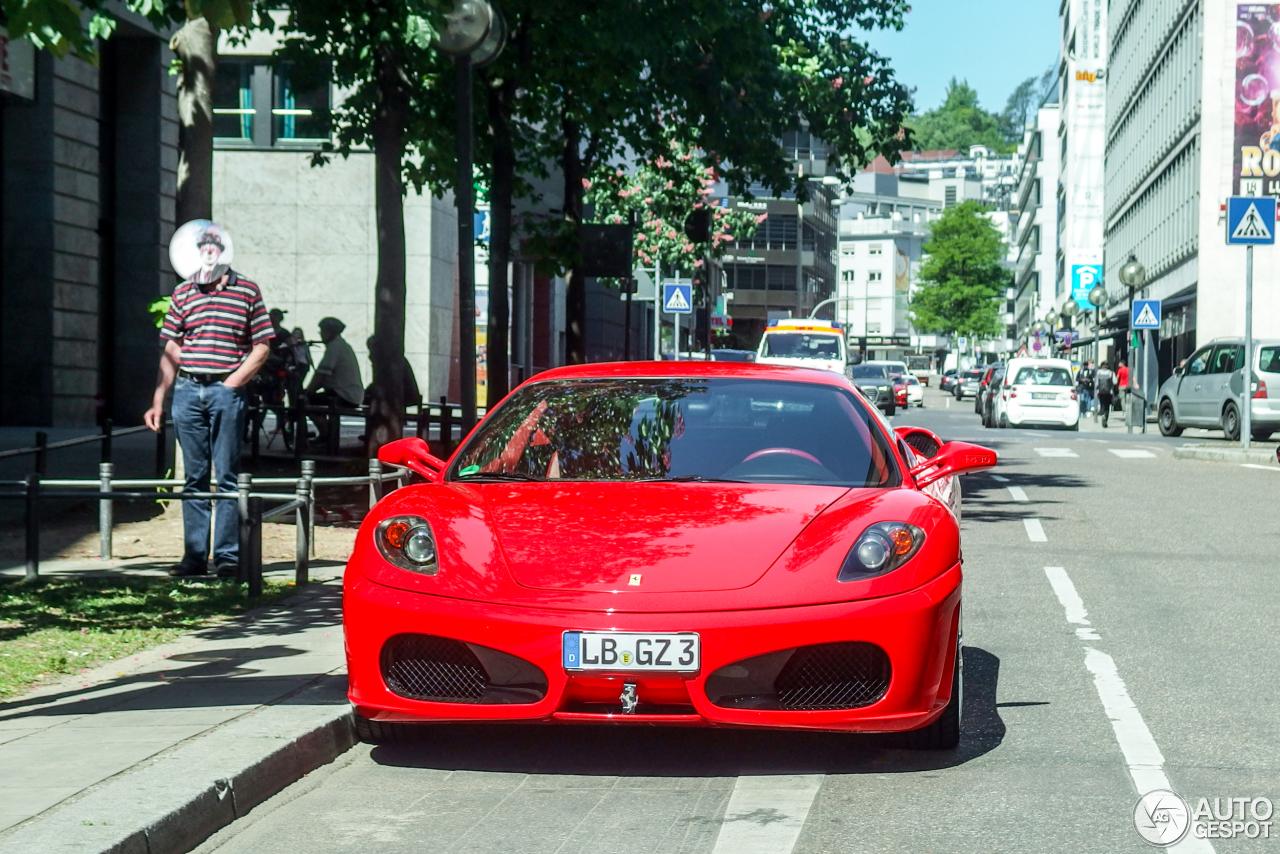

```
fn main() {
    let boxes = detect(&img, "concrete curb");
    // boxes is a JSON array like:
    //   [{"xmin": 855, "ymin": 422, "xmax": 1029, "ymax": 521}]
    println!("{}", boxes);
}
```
[
  {"xmin": 1, "ymin": 676, "xmax": 354, "ymax": 854},
  {"xmin": 1172, "ymin": 444, "xmax": 1278, "ymax": 465}
]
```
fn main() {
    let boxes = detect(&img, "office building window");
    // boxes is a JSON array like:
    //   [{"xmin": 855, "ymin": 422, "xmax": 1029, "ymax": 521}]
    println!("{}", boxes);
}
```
[
  {"xmin": 213, "ymin": 61, "xmax": 254, "ymax": 140},
  {"xmin": 944, "ymin": 185, "xmax": 957, "ymax": 207},
  {"xmin": 274, "ymin": 62, "xmax": 330, "ymax": 141},
  {"xmin": 213, "ymin": 58, "xmax": 331, "ymax": 147},
  {"xmin": 868, "ymin": 271, "xmax": 883, "ymax": 282},
  {"xmin": 868, "ymin": 243, "xmax": 883, "ymax": 255}
]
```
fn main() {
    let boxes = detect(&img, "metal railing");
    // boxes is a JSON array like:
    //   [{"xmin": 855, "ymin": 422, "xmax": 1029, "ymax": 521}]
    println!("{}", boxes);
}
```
[
  {"xmin": 0, "ymin": 419, "xmax": 171, "ymax": 478},
  {"xmin": 0, "ymin": 459, "xmax": 408, "ymax": 597},
  {"xmin": 247, "ymin": 395, "xmax": 474, "ymax": 461}
]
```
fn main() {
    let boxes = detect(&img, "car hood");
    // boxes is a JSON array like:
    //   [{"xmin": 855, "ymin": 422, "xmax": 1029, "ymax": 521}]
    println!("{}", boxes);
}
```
[{"xmin": 480, "ymin": 482, "xmax": 847, "ymax": 593}]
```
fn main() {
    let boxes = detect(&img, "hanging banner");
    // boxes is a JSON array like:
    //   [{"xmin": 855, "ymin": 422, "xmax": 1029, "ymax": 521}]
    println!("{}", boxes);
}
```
[
  {"xmin": 1068, "ymin": 247, "xmax": 1103, "ymax": 310},
  {"xmin": 1234, "ymin": 5, "xmax": 1280, "ymax": 197}
]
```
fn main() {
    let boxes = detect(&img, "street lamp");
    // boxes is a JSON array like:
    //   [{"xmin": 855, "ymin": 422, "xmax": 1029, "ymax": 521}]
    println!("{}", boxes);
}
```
[
  {"xmin": 1117, "ymin": 255, "xmax": 1147, "ymax": 433},
  {"xmin": 434, "ymin": 0, "xmax": 506, "ymax": 434}
]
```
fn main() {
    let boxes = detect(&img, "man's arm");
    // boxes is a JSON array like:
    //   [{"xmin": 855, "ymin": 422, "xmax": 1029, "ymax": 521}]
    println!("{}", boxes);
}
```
[
  {"xmin": 224, "ymin": 343, "xmax": 271, "ymax": 389},
  {"xmin": 144, "ymin": 339, "xmax": 183, "ymax": 432},
  {"xmin": 307, "ymin": 342, "xmax": 337, "ymax": 393}
]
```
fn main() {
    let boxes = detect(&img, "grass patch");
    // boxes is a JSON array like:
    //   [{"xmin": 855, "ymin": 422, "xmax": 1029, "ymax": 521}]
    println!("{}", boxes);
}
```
[{"xmin": 0, "ymin": 576, "xmax": 293, "ymax": 699}]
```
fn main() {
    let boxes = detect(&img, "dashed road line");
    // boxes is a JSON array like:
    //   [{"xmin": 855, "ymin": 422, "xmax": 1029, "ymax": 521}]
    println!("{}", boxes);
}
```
[
  {"xmin": 1023, "ymin": 518, "xmax": 1047, "ymax": 542},
  {"xmin": 1007, "ymin": 486, "xmax": 1029, "ymax": 502},
  {"xmin": 710, "ymin": 775, "xmax": 824, "ymax": 854},
  {"xmin": 1034, "ymin": 447, "xmax": 1078, "ymax": 458},
  {"xmin": 991, "ymin": 474, "xmax": 1010, "ymax": 482},
  {"xmin": 1241, "ymin": 463, "xmax": 1278, "ymax": 471},
  {"xmin": 1043, "ymin": 567, "xmax": 1216, "ymax": 854},
  {"xmin": 1109, "ymin": 448, "xmax": 1156, "ymax": 458}
]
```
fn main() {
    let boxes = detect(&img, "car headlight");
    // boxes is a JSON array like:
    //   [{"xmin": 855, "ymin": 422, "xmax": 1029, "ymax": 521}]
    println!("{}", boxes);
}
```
[
  {"xmin": 375, "ymin": 515, "xmax": 439, "ymax": 575},
  {"xmin": 837, "ymin": 522, "xmax": 925, "ymax": 581}
]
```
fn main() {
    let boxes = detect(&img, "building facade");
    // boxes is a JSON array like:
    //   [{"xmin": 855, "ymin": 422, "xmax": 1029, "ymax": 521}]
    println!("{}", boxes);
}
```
[{"xmin": 1012, "ymin": 105, "xmax": 1062, "ymax": 341}]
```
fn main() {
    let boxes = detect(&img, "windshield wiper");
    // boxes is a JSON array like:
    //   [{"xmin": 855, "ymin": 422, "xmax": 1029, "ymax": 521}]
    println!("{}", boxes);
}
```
[
  {"xmin": 647, "ymin": 475, "xmax": 750, "ymax": 483},
  {"xmin": 454, "ymin": 471, "xmax": 545, "ymax": 482}
]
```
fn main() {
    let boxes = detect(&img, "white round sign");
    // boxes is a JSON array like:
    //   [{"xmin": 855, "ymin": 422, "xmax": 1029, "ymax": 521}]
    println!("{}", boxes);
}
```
[{"xmin": 170, "ymin": 220, "xmax": 234, "ymax": 284}]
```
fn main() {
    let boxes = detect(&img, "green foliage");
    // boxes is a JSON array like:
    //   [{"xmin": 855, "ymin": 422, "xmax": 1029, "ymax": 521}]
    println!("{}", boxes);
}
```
[
  {"xmin": 910, "ymin": 201, "xmax": 1007, "ymax": 340},
  {"xmin": 998, "ymin": 64, "xmax": 1057, "ymax": 145},
  {"xmin": 584, "ymin": 139, "xmax": 762, "ymax": 276},
  {"xmin": 148, "ymin": 297, "xmax": 171, "ymax": 329},
  {"xmin": 906, "ymin": 78, "xmax": 1009, "ymax": 154}
]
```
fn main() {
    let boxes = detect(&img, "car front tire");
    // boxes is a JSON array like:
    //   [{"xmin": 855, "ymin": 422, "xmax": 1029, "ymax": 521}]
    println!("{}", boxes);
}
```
[{"xmin": 1158, "ymin": 400, "xmax": 1183, "ymax": 437}]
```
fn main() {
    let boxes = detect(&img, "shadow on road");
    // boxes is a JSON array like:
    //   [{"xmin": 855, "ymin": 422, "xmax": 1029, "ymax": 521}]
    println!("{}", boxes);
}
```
[{"xmin": 369, "ymin": 647, "xmax": 1006, "ymax": 777}]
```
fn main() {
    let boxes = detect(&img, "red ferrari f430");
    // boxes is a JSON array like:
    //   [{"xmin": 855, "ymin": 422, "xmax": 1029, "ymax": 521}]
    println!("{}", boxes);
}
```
[{"xmin": 344, "ymin": 361, "xmax": 996, "ymax": 748}]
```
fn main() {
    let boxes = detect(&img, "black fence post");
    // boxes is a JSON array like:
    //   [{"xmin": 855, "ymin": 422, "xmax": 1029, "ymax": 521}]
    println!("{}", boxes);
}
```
[
  {"xmin": 326, "ymin": 395, "xmax": 340, "ymax": 455},
  {"xmin": 247, "ymin": 496, "xmax": 264, "ymax": 598},
  {"xmin": 294, "ymin": 476, "xmax": 310, "ymax": 587},
  {"xmin": 293, "ymin": 391, "xmax": 307, "ymax": 463},
  {"xmin": 34, "ymin": 432, "xmax": 48, "ymax": 477},
  {"xmin": 236, "ymin": 472, "xmax": 252, "ymax": 584},
  {"xmin": 101, "ymin": 418, "xmax": 113, "ymax": 465},
  {"xmin": 24, "ymin": 474, "xmax": 39, "ymax": 581},
  {"xmin": 440, "ymin": 396, "xmax": 453, "ymax": 456},
  {"xmin": 250, "ymin": 399, "xmax": 261, "ymax": 465},
  {"xmin": 155, "ymin": 419, "xmax": 167, "ymax": 478}
]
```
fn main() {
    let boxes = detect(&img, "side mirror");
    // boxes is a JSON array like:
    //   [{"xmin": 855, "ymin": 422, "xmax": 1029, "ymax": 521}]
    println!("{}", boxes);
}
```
[
  {"xmin": 894, "ymin": 426, "xmax": 943, "ymax": 460},
  {"xmin": 847, "ymin": 351, "xmax": 863, "ymax": 365},
  {"xmin": 909, "ymin": 441, "xmax": 998, "ymax": 489},
  {"xmin": 1173, "ymin": 365, "xmax": 1184, "ymax": 377},
  {"xmin": 378, "ymin": 437, "xmax": 447, "ymax": 483}
]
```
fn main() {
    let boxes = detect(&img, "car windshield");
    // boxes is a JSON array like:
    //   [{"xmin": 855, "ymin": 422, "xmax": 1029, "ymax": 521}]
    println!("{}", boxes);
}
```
[
  {"xmin": 1013, "ymin": 366, "xmax": 1073, "ymax": 386},
  {"xmin": 849, "ymin": 364, "xmax": 889, "ymax": 379},
  {"xmin": 760, "ymin": 333, "xmax": 842, "ymax": 360},
  {"xmin": 450, "ymin": 378, "xmax": 899, "ymax": 488},
  {"xmin": 964, "ymin": 370, "xmax": 983, "ymax": 380}
]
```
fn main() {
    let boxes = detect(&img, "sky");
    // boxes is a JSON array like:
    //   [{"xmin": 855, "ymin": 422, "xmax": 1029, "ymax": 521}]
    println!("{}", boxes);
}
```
[{"xmin": 859, "ymin": 0, "xmax": 1060, "ymax": 115}]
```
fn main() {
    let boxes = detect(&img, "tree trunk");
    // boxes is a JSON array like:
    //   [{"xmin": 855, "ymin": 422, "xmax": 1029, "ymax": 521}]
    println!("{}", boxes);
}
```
[
  {"xmin": 171, "ymin": 19, "xmax": 218, "ymax": 225},
  {"xmin": 485, "ymin": 78, "xmax": 515, "ymax": 405},
  {"xmin": 562, "ymin": 117, "xmax": 586, "ymax": 365},
  {"xmin": 367, "ymin": 45, "xmax": 409, "ymax": 455}
]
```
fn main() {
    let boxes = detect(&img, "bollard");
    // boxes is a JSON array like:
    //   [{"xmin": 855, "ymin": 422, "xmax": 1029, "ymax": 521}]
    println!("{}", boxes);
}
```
[
  {"xmin": 293, "ymin": 392, "xmax": 307, "ymax": 463},
  {"xmin": 247, "ymin": 496, "xmax": 264, "ymax": 598},
  {"xmin": 301, "ymin": 459, "xmax": 317, "ymax": 560},
  {"xmin": 99, "ymin": 462, "xmax": 114, "ymax": 561},
  {"xmin": 34, "ymin": 432, "xmax": 48, "ymax": 477},
  {"xmin": 416, "ymin": 405, "xmax": 427, "ymax": 440},
  {"xmin": 295, "ymin": 476, "xmax": 310, "ymax": 586},
  {"xmin": 101, "ymin": 418, "xmax": 113, "ymax": 465},
  {"xmin": 24, "ymin": 474, "xmax": 39, "ymax": 581},
  {"xmin": 155, "ymin": 419, "xmax": 167, "ymax": 478},
  {"xmin": 236, "ymin": 472, "xmax": 252, "ymax": 584},
  {"xmin": 439, "ymin": 396, "xmax": 453, "ymax": 456},
  {"xmin": 368, "ymin": 457, "xmax": 382, "ymax": 509}
]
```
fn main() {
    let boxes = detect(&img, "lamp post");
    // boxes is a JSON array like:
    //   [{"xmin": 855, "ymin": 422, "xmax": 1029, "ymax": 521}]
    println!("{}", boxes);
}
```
[
  {"xmin": 434, "ymin": 0, "xmax": 506, "ymax": 435},
  {"xmin": 1117, "ymin": 255, "xmax": 1147, "ymax": 433},
  {"xmin": 1061, "ymin": 300, "xmax": 1078, "ymax": 355}
]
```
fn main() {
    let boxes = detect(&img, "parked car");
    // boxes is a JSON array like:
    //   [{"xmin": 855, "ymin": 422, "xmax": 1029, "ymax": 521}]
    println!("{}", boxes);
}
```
[
  {"xmin": 974, "ymin": 364, "xmax": 1004, "ymax": 415},
  {"xmin": 938, "ymin": 370, "xmax": 960, "ymax": 394},
  {"xmin": 906, "ymin": 374, "xmax": 924, "ymax": 407},
  {"xmin": 890, "ymin": 374, "xmax": 909, "ymax": 409},
  {"xmin": 995, "ymin": 357, "xmax": 1080, "ymax": 430},
  {"xmin": 979, "ymin": 367, "xmax": 1005, "ymax": 427},
  {"xmin": 848, "ymin": 363, "xmax": 897, "ymax": 415},
  {"xmin": 954, "ymin": 369, "xmax": 983, "ymax": 400},
  {"xmin": 1156, "ymin": 338, "xmax": 1280, "ymax": 440}
]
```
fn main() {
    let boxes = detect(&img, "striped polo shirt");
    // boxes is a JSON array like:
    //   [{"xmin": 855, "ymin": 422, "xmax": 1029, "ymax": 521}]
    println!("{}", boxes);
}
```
[{"xmin": 160, "ymin": 271, "xmax": 274, "ymax": 373}]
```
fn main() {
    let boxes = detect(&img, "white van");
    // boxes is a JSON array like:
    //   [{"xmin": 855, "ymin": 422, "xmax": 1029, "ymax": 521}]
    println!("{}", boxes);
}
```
[
  {"xmin": 755, "ymin": 319, "xmax": 848, "ymax": 374},
  {"xmin": 994, "ymin": 357, "xmax": 1080, "ymax": 430}
]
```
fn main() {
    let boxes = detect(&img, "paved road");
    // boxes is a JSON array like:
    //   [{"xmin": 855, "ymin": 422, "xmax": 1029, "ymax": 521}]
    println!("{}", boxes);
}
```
[{"xmin": 195, "ymin": 387, "xmax": 1280, "ymax": 854}]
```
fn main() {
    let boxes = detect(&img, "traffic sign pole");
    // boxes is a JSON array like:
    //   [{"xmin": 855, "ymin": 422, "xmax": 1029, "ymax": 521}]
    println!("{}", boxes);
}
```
[{"xmin": 1244, "ymin": 244, "xmax": 1253, "ymax": 450}]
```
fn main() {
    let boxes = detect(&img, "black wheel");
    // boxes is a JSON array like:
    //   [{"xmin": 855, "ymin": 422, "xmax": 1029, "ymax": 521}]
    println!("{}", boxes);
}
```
[
  {"xmin": 1158, "ymin": 400, "xmax": 1182, "ymax": 437},
  {"xmin": 883, "ymin": 402, "xmax": 896, "ymax": 416},
  {"xmin": 1252, "ymin": 428, "xmax": 1274, "ymax": 441},
  {"xmin": 903, "ymin": 647, "xmax": 961, "ymax": 750},
  {"xmin": 998, "ymin": 412, "xmax": 1008, "ymax": 428},
  {"xmin": 1223, "ymin": 402, "xmax": 1241, "ymax": 442},
  {"xmin": 1067, "ymin": 420, "xmax": 1079, "ymax": 431},
  {"xmin": 354, "ymin": 712, "xmax": 430, "ymax": 744}
]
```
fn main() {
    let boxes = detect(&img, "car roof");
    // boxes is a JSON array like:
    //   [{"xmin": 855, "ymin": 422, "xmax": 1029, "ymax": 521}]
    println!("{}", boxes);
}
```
[{"xmin": 526, "ymin": 360, "xmax": 853, "ymax": 388}]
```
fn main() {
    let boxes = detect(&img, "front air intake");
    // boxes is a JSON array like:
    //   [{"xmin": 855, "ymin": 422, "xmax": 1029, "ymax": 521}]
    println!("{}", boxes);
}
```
[
  {"xmin": 705, "ymin": 642, "xmax": 890, "ymax": 711},
  {"xmin": 380, "ymin": 634, "xmax": 547, "ymax": 704}
]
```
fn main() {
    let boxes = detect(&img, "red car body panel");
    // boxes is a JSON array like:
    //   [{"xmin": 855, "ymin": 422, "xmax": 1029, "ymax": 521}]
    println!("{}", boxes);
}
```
[{"xmin": 344, "ymin": 360, "xmax": 989, "ymax": 733}]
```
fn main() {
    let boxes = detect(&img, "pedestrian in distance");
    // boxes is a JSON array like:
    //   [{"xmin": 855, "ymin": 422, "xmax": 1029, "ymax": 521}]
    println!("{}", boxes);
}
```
[
  {"xmin": 145, "ymin": 220, "xmax": 274, "ymax": 578},
  {"xmin": 1076, "ymin": 359, "xmax": 1095, "ymax": 416},
  {"xmin": 1095, "ymin": 361, "xmax": 1117, "ymax": 427},
  {"xmin": 306, "ymin": 317, "xmax": 363, "ymax": 439}
]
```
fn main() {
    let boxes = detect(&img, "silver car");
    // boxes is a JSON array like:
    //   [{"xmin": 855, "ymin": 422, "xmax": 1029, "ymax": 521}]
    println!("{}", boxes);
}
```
[{"xmin": 1156, "ymin": 338, "xmax": 1280, "ymax": 440}]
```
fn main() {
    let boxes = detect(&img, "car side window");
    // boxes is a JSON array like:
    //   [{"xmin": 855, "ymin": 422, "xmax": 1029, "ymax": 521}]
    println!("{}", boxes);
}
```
[
  {"xmin": 1185, "ymin": 349, "xmax": 1211, "ymax": 376},
  {"xmin": 1208, "ymin": 346, "xmax": 1241, "ymax": 374}
]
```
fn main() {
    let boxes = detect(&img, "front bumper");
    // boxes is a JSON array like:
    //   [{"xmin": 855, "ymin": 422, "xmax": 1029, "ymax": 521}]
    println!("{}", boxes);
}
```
[{"xmin": 346, "ymin": 564, "xmax": 962, "ymax": 733}]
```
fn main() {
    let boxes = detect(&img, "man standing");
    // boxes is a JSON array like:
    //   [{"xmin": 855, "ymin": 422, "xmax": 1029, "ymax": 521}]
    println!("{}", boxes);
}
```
[
  {"xmin": 1076, "ymin": 359, "xmax": 1095, "ymax": 416},
  {"xmin": 1095, "ymin": 361, "xmax": 1117, "ymax": 428},
  {"xmin": 145, "ymin": 221, "xmax": 273, "ymax": 577}
]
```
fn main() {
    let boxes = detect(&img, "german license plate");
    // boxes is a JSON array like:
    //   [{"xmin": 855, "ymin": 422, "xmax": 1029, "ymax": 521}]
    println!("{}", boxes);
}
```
[
  {"xmin": 562, "ymin": 632, "xmax": 699, "ymax": 672},
  {"xmin": 1032, "ymin": 392, "xmax": 1057, "ymax": 400}
]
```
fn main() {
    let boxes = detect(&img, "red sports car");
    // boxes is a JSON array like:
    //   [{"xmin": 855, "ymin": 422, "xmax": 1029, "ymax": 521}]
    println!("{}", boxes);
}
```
[{"xmin": 345, "ymin": 361, "xmax": 996, "ymax": 748}]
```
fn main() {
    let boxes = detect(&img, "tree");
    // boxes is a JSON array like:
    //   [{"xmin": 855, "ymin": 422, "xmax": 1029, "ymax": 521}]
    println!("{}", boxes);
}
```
[
  {"xmin": 999, "ymin": 63, "xmax": 1057, "ymax": 146},
  {"xmin": 910, "ymin": 201, "xmax": 1007, "ymax": 341},
  {"xmin": 906, "ymin": 78, "xmax": 1008, "ymax": 154}
]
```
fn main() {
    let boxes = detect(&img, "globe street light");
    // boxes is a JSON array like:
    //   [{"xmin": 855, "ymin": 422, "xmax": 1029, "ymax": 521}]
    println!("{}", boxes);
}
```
[
  {"xmin": 1088, "ymin": 283, "xmax": 1106, "ymax": 367},
  {"xmin": 1117, "ymin": 255, "xmax": 1147, "ymax": 433},
  {"xmin": 434, "ymin": 0, "xmax": 506, "ymax": 433}
]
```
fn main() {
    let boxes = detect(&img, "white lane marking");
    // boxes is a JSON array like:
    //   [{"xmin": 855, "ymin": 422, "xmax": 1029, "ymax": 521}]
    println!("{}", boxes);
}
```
[
  {"xmin": 1034, "ymin": 447, "xmax": 1078, "ymax": 457},
  {"xmin": 1044, "ymin": 567, "xmax": 1098, "ymax": 639},
  {"xmin": 991, "ymin": 474, "xmax": 1010, "ymax": 482},
  {"xmin": 1007, "ymin": 486, "xmax": 1029, "ymax": 502},
  {"xmin": 1241, "ymin": 463, "xmax": 1278, "ymax": 471},
  {"xmin": 1023, "ymin": 518, "xmax": 1047, "ymax": 542},
  {"xmin": 710, "ymin": 775, "xmax": 824, "ymax": 854},
  {"xmin": 945, "ymin": 398, "xmax": 951, "ymax": 408},
  {"xmin": 1109, "ymin": 448, "xmax": 1156, "ymax": 458},
  {"xmin": 1044, "ymin": 567, "xmax": 1216, "ymax": 854}
]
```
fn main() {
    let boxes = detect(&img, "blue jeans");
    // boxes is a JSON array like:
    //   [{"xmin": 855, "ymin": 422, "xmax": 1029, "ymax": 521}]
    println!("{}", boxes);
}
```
[
  {"xmin": 1078, "ymin": 388, "xmax": 1093, "ymax": 414},
  {"xmin": 172, "ymin": 377, "xmax": 246, "ymax": 566}
]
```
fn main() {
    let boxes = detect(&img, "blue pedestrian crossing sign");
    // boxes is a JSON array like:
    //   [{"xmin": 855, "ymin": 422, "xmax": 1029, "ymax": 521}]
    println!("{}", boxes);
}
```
[
  {"xmin": 1132, "ymin": 299, "xmax": 1161, "ymax": 330},
  {"xmin": 1226, "ymin": 196, "xmax": 1276, "ymax": 245},
  {"xmin": 662, "ymin": 282, "xmax": 693, "ymax": 314}
]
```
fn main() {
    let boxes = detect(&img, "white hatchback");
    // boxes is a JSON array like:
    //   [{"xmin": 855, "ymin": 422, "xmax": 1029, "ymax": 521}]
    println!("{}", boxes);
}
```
[{"xmin": 996, "ymin": 357, "xmax": 1080, "ymax": 430}]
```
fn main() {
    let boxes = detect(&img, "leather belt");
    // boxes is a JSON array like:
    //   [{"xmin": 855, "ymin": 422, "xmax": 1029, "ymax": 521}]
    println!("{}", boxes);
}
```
[{"xmin": 179, "ymin": 370, "xmax": 232, "ymax": 385}]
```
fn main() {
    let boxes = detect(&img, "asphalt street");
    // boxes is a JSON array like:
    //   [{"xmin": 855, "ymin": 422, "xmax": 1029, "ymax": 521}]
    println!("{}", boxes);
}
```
[{"xmin": 194, "ymin": 386, "xmax": 1280, "ymax": 854}]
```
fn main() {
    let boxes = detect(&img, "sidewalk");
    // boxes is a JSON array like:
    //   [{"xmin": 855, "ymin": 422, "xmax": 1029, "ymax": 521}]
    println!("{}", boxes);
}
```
[{"xmin": 0, "ymin": 573, "xmax": 353, "ymax": 854}]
